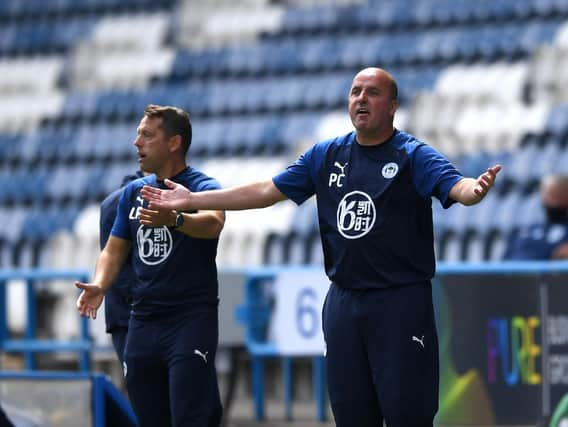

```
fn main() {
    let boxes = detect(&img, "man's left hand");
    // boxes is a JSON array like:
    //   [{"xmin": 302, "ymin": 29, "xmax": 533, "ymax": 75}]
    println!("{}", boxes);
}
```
[{"xmin": 138, "ymin": 207, "xmax": 176, "ymax": 227}]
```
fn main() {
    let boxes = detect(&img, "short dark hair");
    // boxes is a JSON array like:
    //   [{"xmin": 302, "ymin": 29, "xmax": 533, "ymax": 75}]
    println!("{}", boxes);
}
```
[
  {"xmin": 389, "ymin": 78, "xmax": 398, "ymax": 101},
  {"xmin": 144, "ymin": 104, "xmax": 192, "ymax": 154}
]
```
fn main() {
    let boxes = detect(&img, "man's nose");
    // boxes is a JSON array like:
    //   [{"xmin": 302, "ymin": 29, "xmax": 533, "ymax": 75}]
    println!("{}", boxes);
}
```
[{"xmin": 359, "ymin": 90, "xmax": 368, "ymax": 101}]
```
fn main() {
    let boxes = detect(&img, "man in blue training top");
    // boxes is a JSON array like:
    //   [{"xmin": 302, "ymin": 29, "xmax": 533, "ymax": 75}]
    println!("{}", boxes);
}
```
[
  {"xmin": 139, "ymin": 68, "xmax": 501, "ymax": 427},
  {"xmin": 76, "ymin": 104, "xmax": 225, "ymax": 427},
  {"xmin": 503, "ymin": 174, "xmax": 568, "ymax": 260},
  {"xmin": 99, "ymin": 170, "xmax": 144, "ymax": 365}
]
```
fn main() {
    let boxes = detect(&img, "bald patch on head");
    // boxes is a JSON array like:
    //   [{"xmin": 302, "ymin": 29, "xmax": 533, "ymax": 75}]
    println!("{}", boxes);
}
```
[
  {"xmin": 353, "ymin": 67, "xmax": 398, "ymax": 101},
  {"xmin": 541, "ymin": 174, "xmax": 568, "ymax": 207}
]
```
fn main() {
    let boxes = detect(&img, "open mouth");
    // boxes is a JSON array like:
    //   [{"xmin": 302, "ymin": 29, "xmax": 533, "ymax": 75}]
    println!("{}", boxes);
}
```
[{"xmin": 356, "ymin": 107, "xmax": 369, "ymax": 116}]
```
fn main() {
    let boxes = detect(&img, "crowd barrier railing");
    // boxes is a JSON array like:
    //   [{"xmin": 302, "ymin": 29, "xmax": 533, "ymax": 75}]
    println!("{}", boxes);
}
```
[
  {"xmin": 0, "ymin": 269, "xmax": 91, "ymax": 371},
  {"xmin": 236, "ymin": 261, "xmax": 568, "ymax": 425}
]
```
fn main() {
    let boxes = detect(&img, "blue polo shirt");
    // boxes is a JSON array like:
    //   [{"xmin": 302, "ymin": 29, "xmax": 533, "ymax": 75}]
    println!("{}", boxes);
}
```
[
  {"xmin": 273, "ymin": 130, "xmax": 463, "ymax": 289},
  {"xmin": 111, "ymin": 167, "xmax": 221, "ymax": 317},
  {"xmin": 503, "ymin": 223, "xmax": 568, "ymax": 260}
]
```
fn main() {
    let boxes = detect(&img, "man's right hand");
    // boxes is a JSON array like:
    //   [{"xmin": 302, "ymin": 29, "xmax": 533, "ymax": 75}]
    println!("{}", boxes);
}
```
[
  {"xmin": 552, "ymin": 243, "xmax": 568, "ymax": 260},
  {"xmin": 141, "ymin": 179, "xmax": 193, "ymax": 211},
  {"xmin": 75, "ymin": 282, "xmax": 105, "ymax": 319}
]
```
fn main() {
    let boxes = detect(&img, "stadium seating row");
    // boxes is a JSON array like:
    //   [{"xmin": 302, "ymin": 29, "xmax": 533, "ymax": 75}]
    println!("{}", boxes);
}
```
[
  {"xmin": 1, "ymin": 0, "xmax": 568, "ymax": 273},
  {"xmin": 5, "ymin": 0, "xmax": 558, "ymax": 30},
  {"xmin": 0, "ymin": 17, "xmax": 96, "ymax": 55},
  {"xmin": 0, "ymin": 161, "xmax": 136, "ymax": 205},
  {"xmin": 170, "ymin": 21, "xmax": 559, "ymax": 79},
  {"xmin": 278, "ymin": 0, "xmax": 568, "ymax": 33},
  {"xmin": 0, "ymin": 0, "xmax": 173, "ymax": 20},
  {"xmin": 5, "ymin": 95, "xmax": 568, "ymax": 165}
]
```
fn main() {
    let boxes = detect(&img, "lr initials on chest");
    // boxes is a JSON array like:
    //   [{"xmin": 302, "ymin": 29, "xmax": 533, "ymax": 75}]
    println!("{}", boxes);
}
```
[{"xmin": 129, "ymin": 196, "xmax": 144, "ymax": 219}]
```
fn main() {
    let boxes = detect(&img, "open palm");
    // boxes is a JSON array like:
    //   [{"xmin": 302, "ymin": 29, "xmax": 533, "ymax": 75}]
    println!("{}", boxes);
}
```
[
  {"xmin": 75, "ymin": 281, "xmax": 104, "ymax": 319},
  {"xmin": 141, "ymin": 179, "xmax": 193, "ymax": 211}
]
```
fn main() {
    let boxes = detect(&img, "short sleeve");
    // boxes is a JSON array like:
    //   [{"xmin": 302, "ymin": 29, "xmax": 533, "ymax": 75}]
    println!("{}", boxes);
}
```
[
  {"xmin": 412, "ymin": 144, "xmax": 463, "ymax": 208},
  {"xmin": 194, "ymin": 175, "xmax": 222, "ymax": 192},
  {"xmin": 272, "ymin": 148, "xmax": 317, "ymax": 205}
]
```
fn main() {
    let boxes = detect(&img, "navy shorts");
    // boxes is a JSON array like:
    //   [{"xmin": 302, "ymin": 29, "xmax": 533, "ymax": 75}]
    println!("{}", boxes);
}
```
[
  {"xmin": 322, "ymin": 281, "xmax": 439, "ymax": 427},
  {"xmin": 124, "ymin": 308, "xmax": 222, "ymax": 427}
]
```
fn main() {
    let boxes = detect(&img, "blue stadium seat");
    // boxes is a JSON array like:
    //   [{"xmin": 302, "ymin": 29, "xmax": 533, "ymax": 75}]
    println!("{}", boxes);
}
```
[
  {"xmin": 279, "ymin": 113, "xmax": 320, "ymax": 149},
  {"xmin": 458, "ymin": 151, "xmax": 492, "ymax": 179},
  {"xmin": 464, "ymin": 192, "xmax": 498, "ymax": 236},
  {"xmin": 262, "ymin": 232, "xmax": 287, "ymax": 265},
  {"xmin": 100, "ymin": 162, "xmax": 138, "ymax": 196},
  {"xmin": 105, "ymin": 122, "xmax": 136, "ymax": 159},
  {"xmin": 4, "ymin": 208, "xmax": 28, "ymax": 245},
  {"xmin": 300, "ymin": 37, "xmax": 338, "ymax": 71},
  {"xmin": 72, "ymin": 123, "xmax": 97, "ymax": 160},
  {"xmin": 493, "ymin": 191, "xmax": 523, "ymax": 234},
  {"xmin": 366, "ymin": 0, "xmax": 415, "ymax": 28},
  {"xmin": 222, "ymin": 118, "xmax": 248, "ymax": 155},
  {"xmin": 35, "ymin": 125, "xmax": 60, "ymax": 162},
  {"xmin": 528, "ymin": 143, "xmax": 562, "ymax": 183},
  {"xmin": 260, "ymin": 115, "xmax": 286, "ymax": 153},
  {"xmin": 0, "ymin": 171, "xmax": 11, "ymax": 204},
  {"xmin": 227, "ymin": 45, "xmax": 259, "ymax": 75},
  {"xmin": 281, "ymin": 5, "xmax": 340, "ymax": 34},
  {"xmin": 266, "ymin": 39, "xmax": 303, "ymax": 75},
  {"xmin": 545, "ymin": 103, "xmax": 568, "ymax": 135},
  {"xmin": 516, "ymin": 191, "xmax": 544, "ymax": 228},
  {"xmin": 242, "ymin": 117, "xmax": 268, "ymax": 154},
  {"xmin": 0, "ymin": 134, "xmax": 17, "ymax": 162},
  {"xmin": 337, "ymin": 36, "xmax": 377, "ymax": 69},
  {"xmin": 501, "ymin": 143, "xmax": 539, "ymax": 188},
  {"xmin": 552, "ymin": 147, "xmax": 568, "ymax": 175}
]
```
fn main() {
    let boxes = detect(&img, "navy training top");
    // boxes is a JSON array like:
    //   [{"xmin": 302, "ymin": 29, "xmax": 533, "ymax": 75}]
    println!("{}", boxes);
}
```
[
  {"xmin": 503, "ymin": 223, "xmax": 568, "ymax": 260},
  {"xmin": 273, "ymin": 130, "xmax": 463, "ymax": 289},
  {"xmin": 111, "ymin": 167, "xmax": 221, "ymax": 317}
]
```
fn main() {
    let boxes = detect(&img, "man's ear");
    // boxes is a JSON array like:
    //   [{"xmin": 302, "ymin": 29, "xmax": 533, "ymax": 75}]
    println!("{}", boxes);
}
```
[
  {"xmin": 168, "ymin": 134, "xmax": 182, "ymax": 153},
  {"xmin": 390, "ymin": 99, "xmax": 399, "ymax": 115}
]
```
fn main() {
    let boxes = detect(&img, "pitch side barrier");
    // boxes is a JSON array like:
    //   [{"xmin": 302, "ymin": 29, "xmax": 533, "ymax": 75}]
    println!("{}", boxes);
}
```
[
  {"xmin": 0, "ymin": 268, "xmax": 91, "ymax": 371},
  {"xmin": 0, "ymin": 371, "xmax": 136, "ymax": 427},
  {"xmin": 237, "ymin": 262, "xmax": 568, "ymax": 424},
  {"xmin": 0, "ymin": 269, "xmax": 137, "ymax": 426}
]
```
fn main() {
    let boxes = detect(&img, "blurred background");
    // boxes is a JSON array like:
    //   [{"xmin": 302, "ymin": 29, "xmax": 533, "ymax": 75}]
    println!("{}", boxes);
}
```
[{"xmin": 1, "ymin": 0, "xmax": 568, "ymax": 425}]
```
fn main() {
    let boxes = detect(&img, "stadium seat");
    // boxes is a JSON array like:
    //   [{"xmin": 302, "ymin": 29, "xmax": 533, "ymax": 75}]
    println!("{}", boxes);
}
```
[
  {"xmin": 3, "ymin": 208, "xmax": 27, "ymax": 245},
  {"xmin": 545, "ymin": 103, "xmax": 568, "ymax": 135},
  {"xmin": 285, "ymin": 199, "xmax": 318, "ymax": 265}
]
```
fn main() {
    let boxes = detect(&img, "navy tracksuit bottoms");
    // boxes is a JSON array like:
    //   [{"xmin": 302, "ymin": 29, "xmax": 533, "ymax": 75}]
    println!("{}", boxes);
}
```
[
  {"xmin": 323, "ymin": 281, "xmax": 439, "ymax": 427},
  {"xmin": 123, "ymin": 308, "xmax": 222, "ymax": 427}
]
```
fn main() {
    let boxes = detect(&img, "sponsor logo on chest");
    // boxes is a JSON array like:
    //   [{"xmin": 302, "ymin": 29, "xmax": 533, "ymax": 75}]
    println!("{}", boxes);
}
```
[
  {"xmin": 337, "ymin": 191, "xmax": 376, "ymax": 239},
  {"xmin": 130, "ymin": 193, "xmax": 173, "ymax": 265},
  {"xmin": 136, "ymin": 225, "xmax": 173, "ymax": 265},
  {"xmin": 329, "ymin": 159, "xmax": 399, "ymax": 239}
]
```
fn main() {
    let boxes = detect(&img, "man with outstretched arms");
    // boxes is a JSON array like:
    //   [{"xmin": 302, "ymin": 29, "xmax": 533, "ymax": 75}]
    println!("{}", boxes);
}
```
[{"xmin": 140, "ymin": 69, "xmax": 500, "ymax": 427}]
